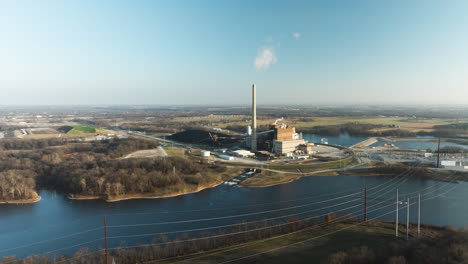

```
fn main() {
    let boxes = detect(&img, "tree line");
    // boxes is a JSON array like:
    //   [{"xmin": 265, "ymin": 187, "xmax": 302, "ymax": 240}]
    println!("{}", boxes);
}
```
[
  {"xmin": 0, "ymin": 137, "xmax": 227, "ymax": 201},
  {"xmin": 324, "ymin": 228, "xmax": 468, "ymax": 264}
]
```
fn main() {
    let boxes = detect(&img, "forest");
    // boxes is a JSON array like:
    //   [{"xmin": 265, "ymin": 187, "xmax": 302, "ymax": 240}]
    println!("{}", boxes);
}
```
[{"xmin": 0, "ymin": 137, "xmax": 227, "ymax": 201}]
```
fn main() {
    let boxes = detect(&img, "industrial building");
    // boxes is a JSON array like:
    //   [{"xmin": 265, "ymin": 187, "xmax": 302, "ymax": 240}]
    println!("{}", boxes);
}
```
[
  {"xmin": 246, "ymin": 84, "xmax": 313, "ymax": 156},
  {"xmin": 272, "ymin": 124, "xmax": 305, "ymax": 155},
  {"xmin": 200, "ymin": 150, "xmax": 211, "ymax": 157},
  {"xmin": 232, "ymin": 149, "xmax": 255, "ymax": 157},
  {"xmin": 441, "ymin": 160, "xmax": 467, "ymax": 169}
]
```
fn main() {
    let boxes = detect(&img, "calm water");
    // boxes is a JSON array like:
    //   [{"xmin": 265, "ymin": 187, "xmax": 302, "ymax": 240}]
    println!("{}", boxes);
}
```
[
  {"xmin": 303, "ymin": 133, "xmax": 468, "ymax": 151},
  {"xmin": 1, "ymin": 174, "xmax": 467, "ymax": 259},
  {"xmin": 372, "ymin": 139, "xmax": 468, "ymax": 152},
  {"xmin": 302, "ymin": 133, "xmax": 368, "ymax": 147}
]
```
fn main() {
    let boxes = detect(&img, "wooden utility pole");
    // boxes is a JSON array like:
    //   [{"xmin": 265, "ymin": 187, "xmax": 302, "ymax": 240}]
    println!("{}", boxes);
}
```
[
  {"xmin": 363, "ymin": 187, "xmax": 368, "ymax": 222},
  {"xmin": 436, "ymin": 137, "xmax": 441, "ymax": 168},
  {"xmin": 395, "ymin": 189, "xmax": 399, "ymax": 237},
  {"xmin": 418, "ymin": 193, "xmax": 421, "ymax": 237},
  {"xmin": 406, "ymin": 197, "xmax": 410, "ymax": 241},
  {"xmin": 104, "ymin": 216, "xmax": 109, "ymax": 264}
]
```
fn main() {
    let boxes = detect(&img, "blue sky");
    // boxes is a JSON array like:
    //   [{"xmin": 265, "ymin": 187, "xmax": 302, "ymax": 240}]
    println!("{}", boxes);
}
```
[{"xmin": 1, "ymin": 0, "xmax": 467, "ymax": 105}]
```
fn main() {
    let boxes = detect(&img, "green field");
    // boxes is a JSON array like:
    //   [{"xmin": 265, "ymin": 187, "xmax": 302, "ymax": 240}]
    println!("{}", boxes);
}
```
[
  {"xmin": 199, "ymin": 115, "xmax": 460, "ymax": 133},
  {"xmin": 67, "ymin": 125, "xmax": 97, "ymax": 134}
]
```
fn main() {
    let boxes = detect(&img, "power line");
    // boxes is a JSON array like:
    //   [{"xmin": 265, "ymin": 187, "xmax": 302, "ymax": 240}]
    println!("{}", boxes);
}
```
[
  {"xmin": 0, "ymin": 162, "xmax": 429, "ymax": 261},
  {"xmin": 107, "ymin": 192, "xmax": 362, "ymax": 228},
  {"xmin": 0, "ymin": 227, "xmax": 102, "ymax": 254},
  {"xmin": 166, "ymin": 194, "xmax": 418, "ymax": 264},
  {"xmin": 2, "ymin": 165, "xmax": 417, "ymax": 259},
  {"xmin": 145, "ymin": 181, "xmax": 460, "ymax": 264},
  {"xmin": 107, "ymin": 202, "xmax": 364, "ymax": 252},
  {"xmin": 25, "ymin": 183, "xmax": 458, "ymax": 264},
  {"xmin": 110, "ymin": 182, "xmax": 427, "ymax": 254},
  {"xmin": 107, "ymin": 197, "xmax": 361, "ymax": 240},
  {"xmin": 215, "ymin": 185, "xmax": 459, "ymax": 264},
  {"xmin": 109, "ymin": 164, "xmax": 420, "ymax": 229}
]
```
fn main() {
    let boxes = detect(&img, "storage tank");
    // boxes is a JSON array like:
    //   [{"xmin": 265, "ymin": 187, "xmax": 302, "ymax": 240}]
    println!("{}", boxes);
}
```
[
  {"xmin": 220, "ymin": 155, "xmax": 234, "ymax": 160},
  {"xmin": 200, "ymin": 150, "xmax": 211, "ymax": 157},
  {"xmin": 246, "ymin": 126, "xmax": 252, "ymax": 136}
]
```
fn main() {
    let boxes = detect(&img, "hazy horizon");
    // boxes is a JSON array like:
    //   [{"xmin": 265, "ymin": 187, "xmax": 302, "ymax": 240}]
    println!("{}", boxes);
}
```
[{"xmin": 1, "ymin": 0, "xmax": 468, "ymax": 105}]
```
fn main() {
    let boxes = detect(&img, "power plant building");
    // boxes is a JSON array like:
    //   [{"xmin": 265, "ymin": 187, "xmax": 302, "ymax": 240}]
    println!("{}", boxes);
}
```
[
  {"xmin": 272, "ymin": 124, "xmax": 306, "ymax": 155},
  {"xmin": 246, "ymin": 83, "xmax": 312, "ymax": 156}
]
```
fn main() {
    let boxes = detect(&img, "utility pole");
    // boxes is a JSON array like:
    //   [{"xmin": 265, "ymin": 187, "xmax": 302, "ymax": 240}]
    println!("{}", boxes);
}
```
[
  {"xmin": 436, "ymin": 137, "xmax": 441, "ymax": 168},
  {"xmin": 418, "ymin": 193, "xmax": 421, "ymax": 237},
  {"xmin": 406, "ymin": 197, "xmax": 410, "ymax": 241},
  {"xmin": 104, "ymin": 216, "xmax": 109, "ymax": 264},
  {"xmin": 363, "ymin": 187, "xmax": 368, "ymax": 222},
  {"xmin": 395, "ymin": 189, "xmax": 399, "ymax": 237}
]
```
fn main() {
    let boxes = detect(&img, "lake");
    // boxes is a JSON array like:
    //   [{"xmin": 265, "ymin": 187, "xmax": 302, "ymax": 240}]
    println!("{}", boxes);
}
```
[
  {"xmin": 1, "ymin": 173, "xmax": 467, "ymax": 259},
  {"xmin": 303, "ymin": 133, "xmax": 468, "ymax": 151}
]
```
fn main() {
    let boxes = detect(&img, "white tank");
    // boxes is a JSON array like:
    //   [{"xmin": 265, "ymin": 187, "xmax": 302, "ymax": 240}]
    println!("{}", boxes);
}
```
[
  {"xmin": 200, "ymin": 150, "xmax": 211, "ymax": 157},
  {"xmin": 246, "ymin": 126, "xmax": 252, "ymax": 135}
]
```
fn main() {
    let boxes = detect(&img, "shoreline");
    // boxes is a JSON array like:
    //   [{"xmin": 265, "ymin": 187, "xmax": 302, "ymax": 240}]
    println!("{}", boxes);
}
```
[
  {"xmin": 239, "ymin": 169, "xmax": 404, "ymax": 188},
  {"xmin": 241, "ymin": 166, "xmax": 468, "ymax": 188},
  {"xmin": 0, "ymin": 193, "xmax": 42, "ymax": 204},
  {"xmin": 68, "ymin": 179, "xmax": 225, "ymax": 202}
]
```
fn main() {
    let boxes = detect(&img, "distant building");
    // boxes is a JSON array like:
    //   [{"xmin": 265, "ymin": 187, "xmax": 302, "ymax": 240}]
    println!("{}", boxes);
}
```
[
  {"xmin": 232, "ymin": 149, "xmax": 255, "ymax": 157},
  {"xmin": 441, "ymin": 160, "xmax": 464, "ymax": 168},
  {"xmin": 297, "ymin": 143, "xmax": 314, "ymax": 154},
  {"xmin": 272, "ymin": 124, "xmax": 306, "ymax": 155},
  {"xmin": 220, "ymin": 155, "xmax": 234, "ymax": 160},
  {"xmin": 200, "ymin": 150, "xmax": 211, "ymax": 157},
  {"xmin": 246, "ymin": 126, "xmax": 252, "ymax": 136},
  {"xmin": 273, "ymin": 139, "xmax": 306, "ymax": 155}
]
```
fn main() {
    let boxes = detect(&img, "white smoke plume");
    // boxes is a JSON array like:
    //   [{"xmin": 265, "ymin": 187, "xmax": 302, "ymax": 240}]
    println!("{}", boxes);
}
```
[
  {"xmin": 292, "ymin": 32, "xmax": 301, "ymax": 39},
  {"xmin": 254, "ymin": 47, "xmax": 277, "ymax": 71}
]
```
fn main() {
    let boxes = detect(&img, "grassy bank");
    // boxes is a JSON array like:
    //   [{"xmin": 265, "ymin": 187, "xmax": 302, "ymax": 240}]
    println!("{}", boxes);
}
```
[
  {"xmin": 237, "ymin": 157, "xmax": 358, "ymax": 187},
  {"xmin": 159, "ymin": 220, "xmax": 455, "ymax": 264},
  {"xmin": 240, "ymin": 162, "xmax": 468, "ymax": 188},
  {"xmin": 266, "ymin": 156, "xmax": 357, "ymax": 172}
]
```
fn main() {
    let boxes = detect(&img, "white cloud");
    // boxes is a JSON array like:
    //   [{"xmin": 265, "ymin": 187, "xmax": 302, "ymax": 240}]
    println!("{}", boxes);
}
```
[
  {"xmin": 254, "ymin": 47, "xmax": 277, "ymax": 71},
  {"xmin": 292, "ymin": 32, "xmax": 301, "ymax": 39}
]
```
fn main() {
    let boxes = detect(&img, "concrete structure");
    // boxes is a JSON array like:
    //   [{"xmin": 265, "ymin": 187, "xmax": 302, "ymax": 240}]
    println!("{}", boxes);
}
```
[
  {"xmin": 275, "ymin": 126, "xmax": 296, "ymax": 141},
  {"xmin": 220, "ymin": 155, "xmax": 234, "ymax": 160},
  {"xmin": 273, "ymin": 139, "xmax": 306, "ymax": 155},
  {"xmin": 246, "ymin": 126, "xmax": 252, "ymax": 136},
  {"xmin": 271, "ymin": 123, "xmax": 306, "ymax": 155},
  {"xmin": 298, "ymin": 143, "xmax": 314, "ymax": 154},
  {"xmin": 200, "ymin": 150, "xmax": 211, "ymax": 157},
  {"xmin": 294, "ymin": 155, "xmax": 309, "ymax": 160},
  {"xmin": 440, "ymin": 160, "xmax": 468, "ymax": 170},
  {"xmin": 441, "ymin": 160, "xmax": 457, "ymax": 167},
  {"xmin": 233, "ymin": 149, "xmax": 255, "ymax": 157},
  {"xmin": 251, "ymin": 84, "xmax": 257, "ymax": 152}
]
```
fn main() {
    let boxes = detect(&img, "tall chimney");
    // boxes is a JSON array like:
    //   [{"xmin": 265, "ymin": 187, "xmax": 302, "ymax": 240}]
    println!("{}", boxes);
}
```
[{"xmin": 251, "ymin": 84, "xmax": 257, "ymax": 152}]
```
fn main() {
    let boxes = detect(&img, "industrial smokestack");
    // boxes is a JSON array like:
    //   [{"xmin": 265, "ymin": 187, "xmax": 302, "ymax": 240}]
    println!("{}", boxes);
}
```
[{"xmin": 251, "ymin": 84, "xmax": 257, "ymax": 152}]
